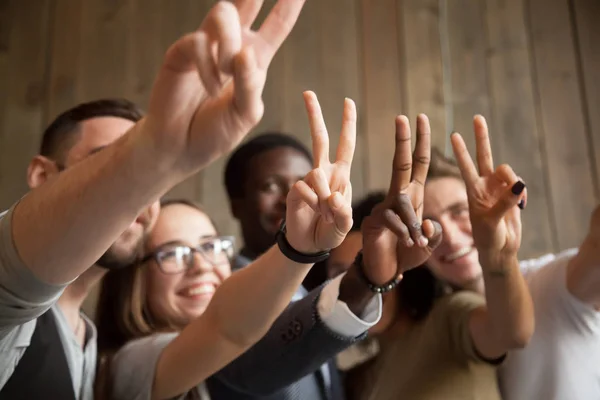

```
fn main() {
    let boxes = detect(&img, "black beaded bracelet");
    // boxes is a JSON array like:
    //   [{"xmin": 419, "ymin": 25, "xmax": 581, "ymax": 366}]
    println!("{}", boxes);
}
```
[
  {"xmin": 354, "ymin": 251, "xmax": 401, "ymax": 293},
  {"xmin": 276, "ymin": 220, "xmax": 330, "ymax": 264}
]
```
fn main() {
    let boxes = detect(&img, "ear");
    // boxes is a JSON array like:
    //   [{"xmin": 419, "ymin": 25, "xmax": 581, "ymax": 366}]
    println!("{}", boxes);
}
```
[
  {"xmin": 27, "ymin": 155, "xmax": 60, "ymax": 189},
  {"xmin": 230, "ymin": 198, "xmax": 245, "ymax": 221}
]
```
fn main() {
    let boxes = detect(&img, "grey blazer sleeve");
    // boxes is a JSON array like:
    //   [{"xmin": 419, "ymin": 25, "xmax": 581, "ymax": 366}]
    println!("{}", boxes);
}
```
[{"xmin": 209, "ymin": 284, "xmax": 367, "ymax": 396}]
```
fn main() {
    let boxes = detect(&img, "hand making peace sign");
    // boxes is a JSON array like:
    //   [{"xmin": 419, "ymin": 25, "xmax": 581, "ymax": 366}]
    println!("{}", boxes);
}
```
[
  {"xmin": 451, "ymin": 116, "xmax": 527, "ymax": 264},
  {"xmin": 361, "ymin": 115, "xmax": 443, "ymax": 284},
  {"xmin": 285, "ymin": 91, "xmax": 356, "ymax": 255},
  {"xmin": 143, "ymin": 0, "xmax": 306, "ymax": 176}
]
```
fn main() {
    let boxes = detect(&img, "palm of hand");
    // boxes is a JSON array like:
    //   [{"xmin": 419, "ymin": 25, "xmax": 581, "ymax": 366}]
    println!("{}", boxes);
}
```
[
  {"xmin": 145, "ymin": 1, "xmax": 304, "ymax": 173},
  {"xmin": 285, "ymin": 92, "xmax": 356, "ymax": 254}
]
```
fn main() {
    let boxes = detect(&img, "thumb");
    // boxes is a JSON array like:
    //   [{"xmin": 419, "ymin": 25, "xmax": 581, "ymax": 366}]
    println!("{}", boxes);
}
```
[{"xmin": 488, "ymin": 180, "xmax": 526, "ymax": 222}]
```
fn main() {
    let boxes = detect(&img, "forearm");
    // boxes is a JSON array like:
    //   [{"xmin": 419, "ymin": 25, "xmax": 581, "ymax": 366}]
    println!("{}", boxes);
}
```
[
  {"xmin": 153, "ymin": 246, "xmax": 312, "ymax": 399},
  {"xmin": 11, "ymin": 123, "xmax": 178, "ymax": 285},
  {"xmin": 203, "ymin": 245, "xmax": 312, "ymax": 346},
  {"xmin": 480, "ymin": 253, "xmax": 534, "ymax": 349}
]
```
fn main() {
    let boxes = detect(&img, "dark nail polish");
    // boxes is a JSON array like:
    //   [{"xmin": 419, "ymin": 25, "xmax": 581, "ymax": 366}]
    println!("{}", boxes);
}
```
[
  {"xmin": 518, "ymin": 199, "xmax": 525, "ymax": 210},
  {"xmin": 511, "ymin": 181, "xmax": 526, "ymax": 195}
]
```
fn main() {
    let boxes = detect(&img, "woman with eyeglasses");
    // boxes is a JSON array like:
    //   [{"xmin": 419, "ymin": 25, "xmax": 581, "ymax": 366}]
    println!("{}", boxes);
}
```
[{"xmin": 93, "ymin": 93, "xmax": 375, "ymax": 400}]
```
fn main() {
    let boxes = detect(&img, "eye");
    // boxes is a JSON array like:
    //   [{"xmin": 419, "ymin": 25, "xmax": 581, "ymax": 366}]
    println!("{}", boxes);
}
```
[
  {"xmin": 260, "ymin": 181, "xmax": 279, "ymax": 194},
  {"xmin": 451, "ymin": 206, "xmax": 469, "ymax": 220}
]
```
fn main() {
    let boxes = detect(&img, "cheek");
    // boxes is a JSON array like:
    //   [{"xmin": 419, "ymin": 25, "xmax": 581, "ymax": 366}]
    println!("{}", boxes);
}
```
[
  {"xmin": 215, "ymin": 263, "xmax": 232, "ymax": 283},
  {"xmin": 146, "ymin": 269, "xmax": 179, "ymax": 312}
]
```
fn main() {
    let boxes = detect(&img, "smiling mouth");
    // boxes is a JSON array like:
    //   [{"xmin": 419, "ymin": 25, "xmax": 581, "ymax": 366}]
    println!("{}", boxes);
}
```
[
  {"xmin": 181, "ymin": 284, "xmax": 215, "ymax": 297},
  {"xmin": 443, "ymin": 246, "xmax": 474, "ymax": 262}
]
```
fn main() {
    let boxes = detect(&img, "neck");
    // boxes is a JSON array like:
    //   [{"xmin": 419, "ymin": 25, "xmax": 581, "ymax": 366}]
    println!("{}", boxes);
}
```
[{"xmin": 57, "ymin": 266, "xmax": 106, "ymax": 320}]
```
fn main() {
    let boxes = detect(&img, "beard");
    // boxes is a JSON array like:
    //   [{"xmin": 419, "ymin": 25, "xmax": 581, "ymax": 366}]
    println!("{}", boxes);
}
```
[{"xmin": 96, "ymin": 227, "xmax": 146, "ymax": 270}]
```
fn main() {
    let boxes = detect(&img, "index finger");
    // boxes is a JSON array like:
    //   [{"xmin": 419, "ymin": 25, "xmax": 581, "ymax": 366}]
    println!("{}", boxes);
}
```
[
  {"xmin": 389, "ymin": 115, "xmax": 413, "ymax": 196},
  {"xmin": 450, "ymin": 132, "xmax": 479, "ymax": 187},
  {"xmin": 257, "ymin": 0, "xmax": 306, "ymax": 66},
  {"xmin": 303, "ymin": 91, "xmax": 330, "ymax": 167},
  {"xmin": 334, "ymin": 98, "xmax": 357, "ymax": 168},
  {"xmin": 234, "ymin": 0, "xmax": 264, "ymax": 28},
  {"xmin": 474, "ymin": 115, "xmax": 494, "ymax": 176},
  {"xmin": 410, "ymin": 114, "xmax": 431, "ymax": 186}
]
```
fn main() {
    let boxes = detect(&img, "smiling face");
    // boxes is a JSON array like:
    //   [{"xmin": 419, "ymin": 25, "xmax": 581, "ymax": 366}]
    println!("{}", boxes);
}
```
[
  {"xmin": 234, "ymin": 146, "xmax": 313, "ymax": 256},
  {"xmin": 423, "ymin": 177, "xmax": 482, "ymax": 288},
  {"xmin": 144, "ymin": 204, "xmax": 232, "ymax": 327}
]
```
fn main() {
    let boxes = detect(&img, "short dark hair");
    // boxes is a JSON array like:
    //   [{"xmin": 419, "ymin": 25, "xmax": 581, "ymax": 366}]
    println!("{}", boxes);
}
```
[
  {"xmin": 224, "ymin": 132, "xmax": 313, "ymax": 200},
  {"xmin": 40, "ymin": 98, "xmax": 144, "ymax": 162},
  {"xmin": 351, "ymin": 191, "xmax": 386, "ymax": 231}
]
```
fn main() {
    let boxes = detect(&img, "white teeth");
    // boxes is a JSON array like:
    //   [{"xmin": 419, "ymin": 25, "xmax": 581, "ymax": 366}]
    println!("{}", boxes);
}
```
[
  {"xmin": 446, "ymin": 247, "xmax": 473, "ymax": 262},
  {"xmin": 187, "ymin": 285, "xmax": 214, "ymax": 296}
]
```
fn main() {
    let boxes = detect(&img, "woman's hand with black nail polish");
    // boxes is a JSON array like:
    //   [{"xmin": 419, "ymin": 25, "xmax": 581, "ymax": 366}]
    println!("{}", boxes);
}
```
[{"xmin": 450, "ymin": 115, "xmax": 526, "ymax": 265}]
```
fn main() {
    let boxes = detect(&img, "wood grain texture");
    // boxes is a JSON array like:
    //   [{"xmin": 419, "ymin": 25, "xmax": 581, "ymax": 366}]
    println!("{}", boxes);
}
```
[
  {"xmin": 0, "ymin": 0, "xmax": 599, "ymax": 258},
  {"xmin": 0, "ymin": 0, "xmax": 52, "ymax": 210},
  {"xmin": 572, "ymin": 0, "xmax": 600, "ymax": 200},
  {"xmin": 360, "ymin": 0, "xmax": 405, "ymax": 192},
  {"xmin": 484, "ymin": 0, "xmax": 555, "ymax": 257},
  {"xmin": 446, "ymin": 0, "xmax": 493, "ymax": 157},
  {"xmin": 527, "ymin": 0, "xmax": 596, "ymax": 250},
  {"xmin": 401, "ymin": 0, "xmax": 448, "ymax": 152}
]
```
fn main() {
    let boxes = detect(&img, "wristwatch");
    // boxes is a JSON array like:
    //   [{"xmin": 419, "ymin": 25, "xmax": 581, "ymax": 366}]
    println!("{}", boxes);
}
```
[{"xmin": 276, "ymin": 220, "xmax": 330, "ymax": 264}]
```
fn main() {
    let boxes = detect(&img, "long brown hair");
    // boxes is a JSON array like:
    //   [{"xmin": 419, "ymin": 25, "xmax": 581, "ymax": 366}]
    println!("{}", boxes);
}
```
[{"xmin": 94, "ymin": 198, "xmax": 216, "ymax": 398}]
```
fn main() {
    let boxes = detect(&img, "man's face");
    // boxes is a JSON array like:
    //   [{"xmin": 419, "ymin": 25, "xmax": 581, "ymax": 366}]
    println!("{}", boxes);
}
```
[
  {"xmin": 63, "ymin": 117, "xmax": 159, "ymax": 269},
  {"xmin": 423, "ymin": 177, "xmax": 482, "ymax": 288},
  {"xmin": 235, "ymin": 146, "xmax": 312, "ymax": 255}
]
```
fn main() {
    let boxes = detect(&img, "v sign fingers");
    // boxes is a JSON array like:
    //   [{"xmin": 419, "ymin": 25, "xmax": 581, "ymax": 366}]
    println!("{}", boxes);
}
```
[{"xmin": 285, "ymin": 92, "xmax": 356, "ymax": 257}]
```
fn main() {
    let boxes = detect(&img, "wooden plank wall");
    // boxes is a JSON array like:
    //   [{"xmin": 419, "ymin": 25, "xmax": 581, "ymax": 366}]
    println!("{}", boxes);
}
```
[{"xmin": 0, "ymin": 0, "xmax": 598, "ymax": 259}]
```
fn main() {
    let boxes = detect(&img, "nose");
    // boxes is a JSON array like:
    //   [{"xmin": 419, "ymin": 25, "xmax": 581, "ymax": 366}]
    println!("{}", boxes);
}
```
[
  {"xmin": 187, "ymin": 251, "xmax": 213, "ymax": 275},
  {"xmin": 439, "ymin": 217, "xmax": 464, "ymax": 249}
]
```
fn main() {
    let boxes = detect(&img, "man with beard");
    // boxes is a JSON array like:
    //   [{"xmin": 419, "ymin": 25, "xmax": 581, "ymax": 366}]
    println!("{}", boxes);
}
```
[{"xmin": 0, "ymin": 1, "xmax": 307, "ymax": 398}]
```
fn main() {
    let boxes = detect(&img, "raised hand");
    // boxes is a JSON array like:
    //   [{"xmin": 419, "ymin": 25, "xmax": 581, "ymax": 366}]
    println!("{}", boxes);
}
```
[
  {"xmin": 450, "ymin": 115, "xmax": 527, "ymax": 264},
  {"xmin": 285, "ymin": 91, "xmax": 356, "ymax": 255},
  {"xmin": 143, "ymin": 0, "xmax": 306, "ymax": 176},
  {"xmin": 361, "ymin": 115, "xmax": 443, "ymax": 284}
]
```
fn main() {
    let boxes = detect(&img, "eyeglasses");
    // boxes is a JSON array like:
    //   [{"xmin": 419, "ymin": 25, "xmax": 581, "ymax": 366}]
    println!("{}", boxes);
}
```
[{"xmin": 142, "ymin": 236, "xmax": 235, "ymax": 274}]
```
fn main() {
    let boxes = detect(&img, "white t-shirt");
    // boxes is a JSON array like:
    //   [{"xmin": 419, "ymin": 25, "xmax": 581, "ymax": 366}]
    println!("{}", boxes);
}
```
[{"xmin": 499, "ymin": 249, "xmax": 600, "ymax": 400}]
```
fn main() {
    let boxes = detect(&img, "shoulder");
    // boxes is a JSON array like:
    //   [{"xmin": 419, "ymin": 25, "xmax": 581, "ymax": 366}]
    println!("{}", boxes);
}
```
[
  {"xmin": 110, "ymin": 332, "xmax": 179, "ymax": 400},
  {"xmin": 0, "ymin": 319, "xmax": 37, "ymax": 390}
]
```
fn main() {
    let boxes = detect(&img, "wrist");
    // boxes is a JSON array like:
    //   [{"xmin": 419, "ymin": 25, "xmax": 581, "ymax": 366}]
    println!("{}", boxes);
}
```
[
  {"xmin": 339, "ymin": 265, "xmax": 376, "ymax": 316},
  {"xmin": 479, "ymin": 250, "xmax": 519, "ymax": 275}
]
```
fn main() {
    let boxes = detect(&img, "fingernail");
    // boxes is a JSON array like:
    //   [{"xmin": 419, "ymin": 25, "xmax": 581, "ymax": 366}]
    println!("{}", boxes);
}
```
[
  {"xmin": 418, "ymin": 237, "xmax": 429, "ymax": 247},
  {"xmin": 511, "ymin": 181, "xmax": 526, "ymax": 195},
  {"xmin": 406, "ymin": 238, "xmax": 414, "ymax": 247},
  {"xmin": 518, "ymin": 199, "xmax": 525, "ymax": 210}
]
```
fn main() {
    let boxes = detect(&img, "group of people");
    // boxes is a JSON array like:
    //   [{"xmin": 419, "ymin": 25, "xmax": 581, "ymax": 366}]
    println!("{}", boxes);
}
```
[{"xmin": 0, "ymin": 1, "xmax": 598, "ymax": 399}]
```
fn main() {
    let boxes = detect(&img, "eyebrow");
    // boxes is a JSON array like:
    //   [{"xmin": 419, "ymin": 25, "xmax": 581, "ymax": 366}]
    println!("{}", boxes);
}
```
[
  {"xmin": 423, "ymin": 201, "xmax": 467, "ymax": 221},
  {"xmin": 155, "ymin": 235, "xmax": 217, "ymax": 249}
]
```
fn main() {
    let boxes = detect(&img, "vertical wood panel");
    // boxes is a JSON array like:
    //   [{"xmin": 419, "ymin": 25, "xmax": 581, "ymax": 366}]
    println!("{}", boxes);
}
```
[
  {"xmin": 401, "ymin": 0, "xmax": 448, "ymax": 152},
  {"xmin": 282, "ymin": 0, "xmax": 319, "ymax": 147},
  {"xmin": 446, "ymin": 0, "xmax": 493, "ymax": 157},
  {"xmin": 360, "ymin": 0, "xmax": 405, "ymax": 192},
  {"xmin": 79, "ymin": 0, "xmax": 130, "ymax": 100},
  {"xmin": 527, "ymin": 0, "xmax": 596, "ymax": 249},
  {"xmin": 45, "ymin": 0, "xmax": 83, "ymax": 124},
  {"xmin": 484, "ymin": 0, "xmax": 555, "ymax": 257},
  {"xmin": 572, "ymin": 0, "xmax": 600, "ymax": 199},
  {"xmin": 316, "ymin": 0, "xmax": 364, "ymax": 199},
  {"xmin": 0, "ymin": 0, "xmax": 52, "ymax": 210},
  {"xmin": 251, "ymin": 0, "xmax": 286, "ymax": 135}
]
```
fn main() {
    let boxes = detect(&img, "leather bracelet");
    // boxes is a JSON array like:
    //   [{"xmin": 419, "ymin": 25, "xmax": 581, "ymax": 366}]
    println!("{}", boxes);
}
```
[
  {"xmin": 354, "ymin": 251, "xmax": 401, "ymax": 293},
  {"xmin": 276, "ymin": 220, "xmax": 330, "ymax": 264}
]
